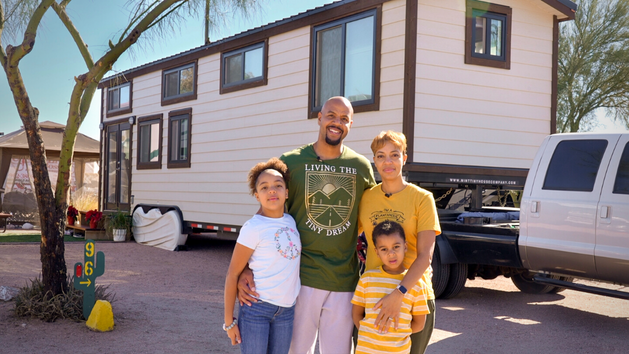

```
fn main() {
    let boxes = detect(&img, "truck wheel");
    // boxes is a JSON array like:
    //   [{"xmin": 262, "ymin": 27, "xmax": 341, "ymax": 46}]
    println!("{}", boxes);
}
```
[
  {"xmin": 431, "ymin": 245, "xmax": 450, "ymax": 298},
  {"xmin": 511, "ymin": 273, "xmax": 557, "ymax": 294},
  {"xmin": 549, "ymin": 276, "xmax": 574, "ymax": 294},
  {"xmin": 440, "ymin": 263, "xmax": 468, "ymax": 299}
]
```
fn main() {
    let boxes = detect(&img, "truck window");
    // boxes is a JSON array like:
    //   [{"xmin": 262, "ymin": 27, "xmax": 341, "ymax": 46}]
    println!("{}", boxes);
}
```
[
  {"xmin": 613, "ymin": 142, "xmax": 629, "ymax": 195},
  {"xmin": 543, "ymin": 140, "xmax": 608, "ymax": 192}
]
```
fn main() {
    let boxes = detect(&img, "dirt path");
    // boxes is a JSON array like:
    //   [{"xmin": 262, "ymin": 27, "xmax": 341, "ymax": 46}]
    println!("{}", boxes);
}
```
[
  {"xmin": 0, "ymin": 236, "xmax": 239, "ymax": 354},
  {"xmin": 2, "ymin": 237, "xmax": 629, "ymax": 354}
]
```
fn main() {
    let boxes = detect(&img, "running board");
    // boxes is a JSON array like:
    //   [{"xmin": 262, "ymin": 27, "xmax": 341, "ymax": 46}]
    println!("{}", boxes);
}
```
[{"xmin": 533, "ymin": 275, "xmax": 629, "ymax": 300}]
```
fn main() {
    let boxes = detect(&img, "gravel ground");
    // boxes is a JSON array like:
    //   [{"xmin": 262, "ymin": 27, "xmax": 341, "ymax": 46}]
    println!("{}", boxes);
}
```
[
  {"xmin": 2, "ymin": 235, "xmax": 629, "ymax": 354},
  {"xmin": 0, "ymin": 235, "xmax": 239, "ymax": 354}
]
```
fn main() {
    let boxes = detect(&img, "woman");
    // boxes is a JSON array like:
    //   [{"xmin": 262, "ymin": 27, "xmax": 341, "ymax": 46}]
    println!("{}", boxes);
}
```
[{"xmin": 357, "ymin": 131, "xmax": 440, "ymax": 354}]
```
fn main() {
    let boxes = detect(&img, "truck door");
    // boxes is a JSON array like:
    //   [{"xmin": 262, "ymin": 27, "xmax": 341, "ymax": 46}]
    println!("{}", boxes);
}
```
[
  {"xmin": 522, "ymin": 135, "xmax": 616, "ymax": 276},
  {"xmin": 595, "ymin": 135, "xmax": 629, "ymax": 284}
]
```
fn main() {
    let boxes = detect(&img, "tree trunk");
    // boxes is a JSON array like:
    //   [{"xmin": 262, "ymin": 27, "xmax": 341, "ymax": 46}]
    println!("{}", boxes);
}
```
[{"xmin": 22, "ymin": 118, "xmax": 68, "ymax": 295}]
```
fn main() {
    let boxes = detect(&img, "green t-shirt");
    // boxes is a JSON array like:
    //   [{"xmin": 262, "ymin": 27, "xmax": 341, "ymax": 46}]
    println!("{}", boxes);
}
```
[{"xmin": 281, "ymin": 144, "xmax": 376, "ymax": 292}]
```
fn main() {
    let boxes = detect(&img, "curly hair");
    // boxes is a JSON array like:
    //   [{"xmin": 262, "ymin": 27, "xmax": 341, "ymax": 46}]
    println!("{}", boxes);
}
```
[
  {"xmin": 247, "ymin": 157, "xmax": 290, "ymax": 195},
  {"xmin": 370, "ymin": 130, "xmax": 407, "ymax": 155},
  {"xmin": 372, "ymin": 220, "xmax": 406, "ymax": 246}
]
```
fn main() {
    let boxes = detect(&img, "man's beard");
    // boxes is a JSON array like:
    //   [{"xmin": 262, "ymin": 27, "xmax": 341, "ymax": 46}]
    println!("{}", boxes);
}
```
[{"xmin": 325, "ymin": 135, "xmax": 342, "ymax": 146}]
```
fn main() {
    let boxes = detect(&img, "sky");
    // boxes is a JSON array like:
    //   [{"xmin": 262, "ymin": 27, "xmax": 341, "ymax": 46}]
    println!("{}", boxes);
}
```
[
  {"xmin": 0, "ymin": 0, "xmax": 333, "ymax": 140},
  {"xmin": 1, "ymin": 0, "xmax": 627, "ymax": 140}
]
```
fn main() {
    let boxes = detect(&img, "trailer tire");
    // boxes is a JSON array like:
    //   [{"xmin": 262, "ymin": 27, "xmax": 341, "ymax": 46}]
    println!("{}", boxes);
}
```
[
  {"xmin": 440, "ymin": 263, "xmax": 468, "ymax": 299},
  {"xmin": 431, "ymin": 244, "xmax": 450, "ymax": 298},
  {"xmin": 511, "ymin": 273, "xmax": 558, "ymax": 294}
]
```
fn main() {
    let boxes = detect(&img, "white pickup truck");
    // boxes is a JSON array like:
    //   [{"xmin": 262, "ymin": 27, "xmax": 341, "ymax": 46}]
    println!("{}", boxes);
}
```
[{"xmin": 433, "ymin": 132, "xmax": 629, "ymax": 299}]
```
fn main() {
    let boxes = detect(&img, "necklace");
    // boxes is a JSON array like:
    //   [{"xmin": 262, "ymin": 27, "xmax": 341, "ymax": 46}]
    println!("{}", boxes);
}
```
[{"xmin": 382, "ymin": 183, "xmax": 407, "ymax": 198}]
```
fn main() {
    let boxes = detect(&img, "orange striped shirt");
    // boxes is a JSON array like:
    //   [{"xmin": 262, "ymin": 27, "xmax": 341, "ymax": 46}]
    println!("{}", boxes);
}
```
[{"xmin": 351, "ymin": 266, "xmax": 429, "ymax": 354}]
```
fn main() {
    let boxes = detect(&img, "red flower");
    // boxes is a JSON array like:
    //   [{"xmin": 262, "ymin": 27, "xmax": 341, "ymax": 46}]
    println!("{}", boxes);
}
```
[
  {"xmin": 86, "ymin": 210, "xmax": 103, "ymax": 223},
  {"xmin": 67, "ymin": 205, "xmax": 79, "ymax": 218}
]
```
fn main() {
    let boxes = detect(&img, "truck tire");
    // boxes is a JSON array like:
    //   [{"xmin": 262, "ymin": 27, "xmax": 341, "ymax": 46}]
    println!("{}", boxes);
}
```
[
  {"xmin": 440, "ymin": 263, "xmax": 468, "ymax": 299},
  {"xmin": 511, "ymin": 273, "xmax": 558, "ymax": 294},
  {"xmin": 549, "ymin": 276, "xmax": 574, "ymax": 294},
  {"xmin": 431, "ymin": 245, "xmax": 450, "ymax": 298}
]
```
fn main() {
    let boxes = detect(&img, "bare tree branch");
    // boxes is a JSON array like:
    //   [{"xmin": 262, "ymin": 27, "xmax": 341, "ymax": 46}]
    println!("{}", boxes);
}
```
[
  {"xmin": 7, "ymin": 0, "xmax": 55, "ymax": 65},
  {"xmin": 52, "ymin": 0, "xmax": 94, "ymax": 68}
]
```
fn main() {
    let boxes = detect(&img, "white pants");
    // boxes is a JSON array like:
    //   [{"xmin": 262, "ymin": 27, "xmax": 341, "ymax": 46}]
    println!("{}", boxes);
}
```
[{"xmin": 288, "ymin": 286, "xmax": 354, "ymax": 354}]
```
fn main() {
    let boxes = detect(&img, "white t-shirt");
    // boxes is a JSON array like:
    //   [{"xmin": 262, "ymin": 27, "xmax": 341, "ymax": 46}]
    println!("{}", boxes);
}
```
[{"xmin": 237, "ymin": 214, "xmax": 301, "ymax": 307}]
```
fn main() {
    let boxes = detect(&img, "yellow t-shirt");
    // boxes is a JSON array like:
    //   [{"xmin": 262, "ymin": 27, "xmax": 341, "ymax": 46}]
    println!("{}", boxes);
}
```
[
  {"xmin": 358, "ymin": 183, "xmax": 441, "ymax": 300},
  {"xmin": 352, "ymin": 266, "xmax": 429, "ymax": 354}
]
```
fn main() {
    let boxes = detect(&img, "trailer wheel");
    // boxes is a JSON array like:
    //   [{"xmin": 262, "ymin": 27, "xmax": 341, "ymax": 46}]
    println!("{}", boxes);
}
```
[
  {"xmin": 548, "ymin": 276, "xmax": 574, "ymax": 294},
  {"xmin": 440, "ymin": 263, "xmax": 468, "ymax": 299},
  {"xmin": 431, "ymin": 244, "xmax": 450, "ymax": 298},
  {"xmin": 511, "ymin": 273, "xmax": 558, "ymax": 294}
]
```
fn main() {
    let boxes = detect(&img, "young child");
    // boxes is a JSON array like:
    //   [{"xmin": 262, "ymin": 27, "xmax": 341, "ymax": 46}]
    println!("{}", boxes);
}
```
[
  {"xmin": 223, "ymin": 158, "xmax": 301, "ymax": 354},
  {"xmin": 352, "ymin": 220, "xmax": 429, "ymax": 354}
]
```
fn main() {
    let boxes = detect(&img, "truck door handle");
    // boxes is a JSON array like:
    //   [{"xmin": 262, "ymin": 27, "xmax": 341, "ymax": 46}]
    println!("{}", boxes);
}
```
[
  {"xmin": 600, "ymin": 205, "xmax": 610, "ymax": 219},
  {"xmin": 531, "ymin": 201, "xmax": 539, "ymax": 213}
]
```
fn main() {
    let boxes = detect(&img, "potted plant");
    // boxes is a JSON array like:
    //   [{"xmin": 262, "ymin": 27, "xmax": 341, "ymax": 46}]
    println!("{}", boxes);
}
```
[
  {"xmin": 67, "ymin": 205, "xmax": 78, "ymax": 226},
  {"xmin": 85, "ymin": 209, "xmax": 103, "ymax": 229},
  {"xmin": 106, "ymin": 210, "xmax": 132, "ymax": 242}
]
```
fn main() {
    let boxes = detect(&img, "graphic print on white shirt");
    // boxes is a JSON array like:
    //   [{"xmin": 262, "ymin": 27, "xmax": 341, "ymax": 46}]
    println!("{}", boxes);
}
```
[{"xmin": 275, "ymin": 226, "xmax": 300, "ymax": 260}]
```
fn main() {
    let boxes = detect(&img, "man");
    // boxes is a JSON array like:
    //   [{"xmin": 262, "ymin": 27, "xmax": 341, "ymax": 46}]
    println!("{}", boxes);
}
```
[{"xmin": 238, "ymin": 96, "xmax": 376, "ymax": 353}]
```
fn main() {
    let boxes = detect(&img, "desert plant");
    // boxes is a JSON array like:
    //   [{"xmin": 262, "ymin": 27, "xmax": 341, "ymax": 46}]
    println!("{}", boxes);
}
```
[{"xmin": 13, "ymin": 276, "xmax": 115, "ymax": 322}]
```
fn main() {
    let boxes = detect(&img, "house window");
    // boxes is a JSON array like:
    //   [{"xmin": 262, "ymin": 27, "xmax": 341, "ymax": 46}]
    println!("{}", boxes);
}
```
[
  {"xmin": 168, "ymin": 108, "xmax": 192, "ymax": 168},
  {"xmin": 106, "ymin": 82, "xmax": 132, "ymax": 117},
  {"xmin": 465, "ymin": 0, "xmax": 511, "ymax": 69},
  {"xmin": 310, "ymin": 9, "xmax": 379, "ymax": 117},
  {"xmin": 137, "ymin": 114, "xmax": 163, "ymax": 170},
  {"xmin": 162, "ymin": 62, "xmax": 197, "ymax": 106},
  {"xmin": 221, "ymin": 42, "xmax": 267, "ymax": 94}
]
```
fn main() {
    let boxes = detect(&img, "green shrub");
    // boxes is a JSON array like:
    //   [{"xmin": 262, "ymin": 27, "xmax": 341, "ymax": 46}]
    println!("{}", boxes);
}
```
[{"xmin": 13, "ymin": 276, "xmax": 115, "ymax": 322}]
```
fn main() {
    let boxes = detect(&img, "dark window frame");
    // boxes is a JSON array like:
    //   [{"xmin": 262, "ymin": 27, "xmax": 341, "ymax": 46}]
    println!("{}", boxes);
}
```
[
  {"xmin": 103, "ymin": 119, "xmax": 133, "ymax": 211},
  {"xmin": 220, "ymin": 40, "xmax": 268, "ymax": 94},
  {"xmin": 167, "ymin": 108, "xmax": 192, "ymax": 169},
  {"xmin": 465, "ymin": 0, "xmax": 512, "ymax": 69},
  {"xmin": 106, "ymin": 82, "xmax": 133, "ymax": 117},
  {"xmin": 136, "ymin": 114, "xmax": 163, "ymax": 170},
  {"xmin": 161, "ymin": 62, "xmax": 198, "ymax": 106},
  {"xmin": 308, "ymin": 7, "xmax": 382, "ymax": 118}
]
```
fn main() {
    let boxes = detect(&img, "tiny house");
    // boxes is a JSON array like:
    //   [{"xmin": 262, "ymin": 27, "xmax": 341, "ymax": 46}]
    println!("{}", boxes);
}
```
[{"xmin": 97, "ymin": 0, "xmax": 576, "ymax": 235}]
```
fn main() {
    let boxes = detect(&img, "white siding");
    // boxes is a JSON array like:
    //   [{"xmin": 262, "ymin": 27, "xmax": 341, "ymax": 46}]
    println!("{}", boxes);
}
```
[
  {"xmin": 127, "ymin": 27, "xmax": 316, "ymax": 225},
  {"xmin": 114, "ymin": 1, "xmax": 410, "ymax": 226},
  {"xmin": 102, "ymin": 0, "xmax": 564, "ymax": 226},
  {"xmin": 414, "ymin": 0, "xmax": 557, "ymax": 168},
  {"xmin": 352, "ymin": 0, "xmax": 407, "ymax": 155}
]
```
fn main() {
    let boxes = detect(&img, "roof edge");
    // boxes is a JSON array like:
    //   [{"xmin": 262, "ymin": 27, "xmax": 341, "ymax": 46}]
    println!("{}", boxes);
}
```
[
  {"xmin": 99, "ymin": 0, "xmax": 372, "ymax": 88},
  {"xmin": 541, "ymin": 0, "xmax": 577, "ymax": 20}
]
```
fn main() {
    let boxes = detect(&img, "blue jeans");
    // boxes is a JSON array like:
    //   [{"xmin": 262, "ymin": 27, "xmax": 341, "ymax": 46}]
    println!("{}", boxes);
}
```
[{"xmin": 239, "ymin": 300, "xmax": 295, "ymax": 354}]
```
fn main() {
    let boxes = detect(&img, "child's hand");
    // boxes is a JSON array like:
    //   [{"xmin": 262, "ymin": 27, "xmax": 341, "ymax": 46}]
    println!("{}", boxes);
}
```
[{"xmin": 227, "ymin": 324, "xmax": 242, "ymax": 345}]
